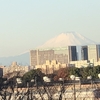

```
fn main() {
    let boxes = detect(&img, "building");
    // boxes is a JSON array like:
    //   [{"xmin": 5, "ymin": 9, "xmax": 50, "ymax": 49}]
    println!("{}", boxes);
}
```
[
  {"xmin": 0, "ymin": 66, "xmax": 4, "ymax": 77},
  {"xmin": 70, "ymin": 46, "xmax": 77, "ymax": 61},
  {"xmin": 88, "ymin": 45, "xmax": 98, "ymax": 62},
  {"xmin": 3, "ymin": 62, "xmax": 29, "ymax": 76},
  {"xmin": 30, "ymin": 32, "xmax": 100, "ymax": 69},
  {"xmin": 36, "ymin": 60, "xmax": 67, "ymax": 74},
  {"xmin": 81, "ymin": 46, "xmax": 88, "ymax": 60},
  {"xmin": 30, "ymin": 44, "xmax": 100, "ymax": 68},
  {"xmin": 30, "ymin": 46, "xmax": 79, "ymax": 67}
]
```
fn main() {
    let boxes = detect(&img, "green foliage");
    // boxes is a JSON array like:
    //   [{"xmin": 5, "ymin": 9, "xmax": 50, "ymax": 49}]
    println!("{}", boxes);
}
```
[
  {"xmin": 22, "ymin": 69, "xmax": 44, "ymax": 82},
  {"xmin": 69, "ymin": 67, "xmax": 81, "ymax": 77},
  {"xmin": 23, "ymin": 66, "xmax": 100, "ymax": 82},
  {"xmin": 69, "ymin": 65, "xmax": 100, "ymax": 79}
]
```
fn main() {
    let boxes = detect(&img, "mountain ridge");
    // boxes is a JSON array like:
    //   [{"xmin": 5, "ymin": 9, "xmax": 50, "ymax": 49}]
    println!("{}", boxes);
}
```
[
  {"xmin": 0, "ymin": 52, "xmax": 30, "ymax": 66},
  {"xmin": 0, "ymin": 32, "xmax": 98, "ymax": 66},
  {"xmin": 37, "ymin": 32, "xmax": 97, "ymax": 49}
]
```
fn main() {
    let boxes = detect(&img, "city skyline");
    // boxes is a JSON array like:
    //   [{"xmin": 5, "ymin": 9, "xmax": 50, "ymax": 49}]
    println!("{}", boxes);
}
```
[
  {"xmin": 0, "ymin": 0, "xmax": 100, "ymax": 57},
  {"xmin": 0, "ymin": 32, "xmax": 99, "ymax": 66},
  {"xmin": 30, "ymin": 33, "xmax": 100, "ymax": 68}
]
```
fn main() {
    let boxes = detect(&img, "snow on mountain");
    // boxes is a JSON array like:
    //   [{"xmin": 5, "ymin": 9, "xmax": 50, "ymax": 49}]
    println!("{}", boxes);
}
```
[
  {"xmin": 38, "ymin": 32, "xmax": 97, "ymax": 49},
  {"xmin": 0, "ymin": 32, "xmax": 97, "ymax": 66}
]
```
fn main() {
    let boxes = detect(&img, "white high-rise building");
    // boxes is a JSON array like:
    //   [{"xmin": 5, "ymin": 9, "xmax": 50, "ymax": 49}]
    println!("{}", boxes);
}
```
[{"xmin": 88, "ymin": 45, "xmax": 99, "ymax": 62}]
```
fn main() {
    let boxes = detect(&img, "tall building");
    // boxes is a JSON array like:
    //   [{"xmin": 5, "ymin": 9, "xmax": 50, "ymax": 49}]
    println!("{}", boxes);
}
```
[
  {"xmin": 30, "ymin": 47, "xmax": 71, "ymax": 66},
  {"xmin": 30, "ymin": 46, "xmax": 79, "ymax": 66},
  {"xmin": 97, "ymin": 44, "xmax": 100, "ymax": 61},
  {"xmin": 30, "ymin": 32, "xmax": 98, "ymax": 68},
  {"xmin": 88, "ymin": 45, "xmax": 98, "ymax": 62},
  {"xmin": 81, "ymin": 46, "xmax": 88, "ymax": 60},
  {"xmin": 0, "ymin": 66, "xmax": 4, "ymax": 77},
  {"xmin": 70, "ymin": 46, "xmax": 77, "ymax": 61}
]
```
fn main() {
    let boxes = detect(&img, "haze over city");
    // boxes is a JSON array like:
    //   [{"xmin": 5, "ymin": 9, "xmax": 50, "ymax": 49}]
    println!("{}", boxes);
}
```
[
  {"xmin": 0, "ymin": 0, "xmax": 100, "ymax": 57},
  {"xmin": 1, "ymin": 1, "xmax": 100, "ymax": 99}
]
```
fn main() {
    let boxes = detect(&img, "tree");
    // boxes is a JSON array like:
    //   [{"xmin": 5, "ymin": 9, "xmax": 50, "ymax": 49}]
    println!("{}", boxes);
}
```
[
  {"xmin": 54, "ymin": 68, "xmax": 69, "ymax": 81},
  {"xmin": 22, "ymin": 69, "xmax": 44, "ymax": 83},
  {"xmin": 69, "ymin": 67, "xmax": 81, "ymax": 77}
]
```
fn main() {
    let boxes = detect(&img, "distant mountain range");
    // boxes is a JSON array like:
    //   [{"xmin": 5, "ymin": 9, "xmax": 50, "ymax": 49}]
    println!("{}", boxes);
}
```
[
  {"xmin": 0, "ymin": 32, "xmax": 98, "ymax": 66},
  {"xmin": 0, "ymin": 52, "xmax": 30, "ymax": 66}
]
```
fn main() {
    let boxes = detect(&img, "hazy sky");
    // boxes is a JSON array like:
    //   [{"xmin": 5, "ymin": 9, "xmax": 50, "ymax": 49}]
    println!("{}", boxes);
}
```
[{"xmin": 0, "ymin": 0, "xmax": 100, "ymax": 57}]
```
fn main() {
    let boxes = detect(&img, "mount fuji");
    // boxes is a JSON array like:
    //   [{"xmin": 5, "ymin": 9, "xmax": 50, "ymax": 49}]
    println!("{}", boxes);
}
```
[
  {"xmin": 38, "ymin": 32, "xmax": 97, "ymax": 49},
  {"xmin": 0, "ymin": 32, "xmax": 97, "ymax": 66}
]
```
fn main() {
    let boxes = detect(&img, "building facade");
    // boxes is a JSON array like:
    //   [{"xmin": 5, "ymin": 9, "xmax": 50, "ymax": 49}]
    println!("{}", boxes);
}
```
[
  {"xmin": 36, "ymin": 60, "xmax": 67, "ymax": 74},
  {"xmin": 30, "ymin": 46, "xmax": 77, "ymax": 67},
  {"xmin": 30, "ymin": 44, "xmax": 100, "ymax": 69},
  {"xmin": 81, "ymin": 46, "xmax": 88, "ymax": 60},
  {"xmin": 3, "ymin": 62, "xmax": 29, "ymax": 76},
  {"xmin": 88, "ymin": 45, "xmax": 98, "ymax": 62},
  {"xmin": 0, "ymin": 66, "xmax": 4, "ymax": 77}
]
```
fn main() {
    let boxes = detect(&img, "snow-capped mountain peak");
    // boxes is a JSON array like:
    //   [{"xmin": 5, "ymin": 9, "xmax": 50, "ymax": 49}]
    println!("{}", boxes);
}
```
[{"xmin": 38, "ymin": 32, "xmax": 96, "ymax": 49}]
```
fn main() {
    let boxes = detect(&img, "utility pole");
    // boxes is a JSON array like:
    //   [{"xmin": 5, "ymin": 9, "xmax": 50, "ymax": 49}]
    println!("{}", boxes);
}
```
[
  {"xmin": 70, "ymin": 75, "xmax": 76, "ymax": 100},
  {"xmin": 73, "ymin": 79, "xmax": 76, "ymax": 100}
]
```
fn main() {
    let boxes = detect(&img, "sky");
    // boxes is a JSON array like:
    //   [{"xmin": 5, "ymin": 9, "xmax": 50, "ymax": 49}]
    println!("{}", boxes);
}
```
[{"xmin": 0, "ymin": 0, "xmax": 100, "ymax": 57}]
